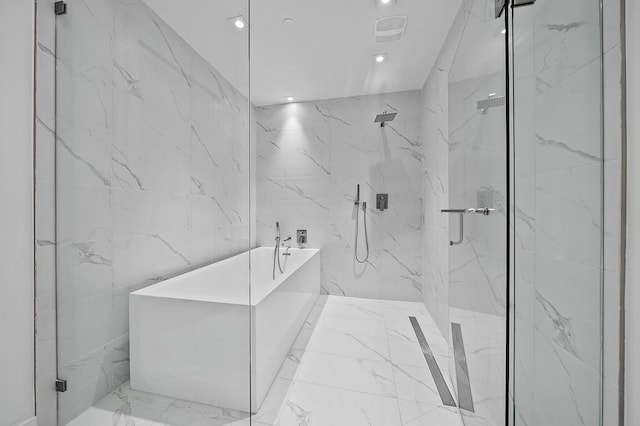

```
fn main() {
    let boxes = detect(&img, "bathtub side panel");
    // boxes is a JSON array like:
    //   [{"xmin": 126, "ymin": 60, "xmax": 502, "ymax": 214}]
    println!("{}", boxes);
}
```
[
  {"xmin": 130, "ymin": 294, "xmax": 251, "ymax": 411},
  {"xmin": 254, "ymin": 252, "xmax": 321, "ymax": 406}
]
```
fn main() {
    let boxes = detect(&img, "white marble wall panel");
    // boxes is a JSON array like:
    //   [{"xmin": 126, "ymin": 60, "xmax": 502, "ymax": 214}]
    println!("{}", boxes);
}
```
[
  {"xmin": 50, "ymin": 0, "xmax": 253, "ymax": 422},
  {"xmin": 256, "ymin": 91, "xmax": 423, "ymax": 302}
]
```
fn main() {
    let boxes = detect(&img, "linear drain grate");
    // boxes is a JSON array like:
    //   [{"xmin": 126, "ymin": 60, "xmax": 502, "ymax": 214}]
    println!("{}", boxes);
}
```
[{"xmin": 409, "ymin": 317, "xmax": 457, "ymax": 407}]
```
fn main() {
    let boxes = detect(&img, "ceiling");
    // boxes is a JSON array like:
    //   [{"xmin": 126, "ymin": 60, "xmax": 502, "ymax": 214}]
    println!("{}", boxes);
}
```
[{"xmin": 142, "ymin": 0, "xmax": 462, "ymax": 106}]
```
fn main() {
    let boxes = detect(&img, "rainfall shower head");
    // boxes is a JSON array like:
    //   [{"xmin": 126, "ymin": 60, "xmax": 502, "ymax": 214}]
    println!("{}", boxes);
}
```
[
  {"xmin": 477, "ymin": 95, "xmax": 505, "ymax": 114},
  {"xmin": 374, "ymin": 112, "xmax": 397, "ymax": 127}
]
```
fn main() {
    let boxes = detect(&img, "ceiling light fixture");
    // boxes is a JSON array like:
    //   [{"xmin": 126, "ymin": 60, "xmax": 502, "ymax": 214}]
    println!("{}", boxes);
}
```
[
  {"xmin": 378, "ymin": 0, "xmax": 396, "ymax": 5},
  {"xmin": 286, "ymin": 96, "xmax": 295, "ymax": 102},
  {"xmin": 501, "ymin": 28, "xmax": 506, "ymax": 34},
  {"xmin": 230, "ymin": 15, "xmax": 247, "ymax": 30},
  {"xmin": 374, "ymin": 53, "xmax": 388, "ymax": 63}
]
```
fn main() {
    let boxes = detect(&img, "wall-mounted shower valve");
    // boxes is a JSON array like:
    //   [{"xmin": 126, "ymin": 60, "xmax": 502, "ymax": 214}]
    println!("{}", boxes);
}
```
[
  {"xmin": 297, "ymin": 229, "xmax": 307, "ymax": 245},
  {"xmin": 376, "ymin": 194, "xmax": 389, "ymax": 211}
]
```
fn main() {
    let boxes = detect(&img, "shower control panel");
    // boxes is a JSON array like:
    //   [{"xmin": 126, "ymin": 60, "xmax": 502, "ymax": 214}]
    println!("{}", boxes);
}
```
[
  {"xmin": 297, "ymin": 229, "xmax": 307, "ymax": 246},
  {"xmin": 376, "ymin": 194, "xmax": 389, "ymax": 211}
]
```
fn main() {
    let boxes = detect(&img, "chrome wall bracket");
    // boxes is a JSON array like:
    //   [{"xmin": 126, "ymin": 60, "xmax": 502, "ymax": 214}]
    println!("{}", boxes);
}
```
[
  {"xmin": 495, "ymin": 0, "xmax": 506, "ymax": 18},
  {"xmin": 441, "ymin": 208, "xmax": 495, "ymax": 246}
]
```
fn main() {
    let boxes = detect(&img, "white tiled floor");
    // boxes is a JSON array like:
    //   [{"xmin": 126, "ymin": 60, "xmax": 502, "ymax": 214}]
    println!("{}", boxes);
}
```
[{"xmin": 69, "ymin": 296, "xmax": 478, "ymax": 426}]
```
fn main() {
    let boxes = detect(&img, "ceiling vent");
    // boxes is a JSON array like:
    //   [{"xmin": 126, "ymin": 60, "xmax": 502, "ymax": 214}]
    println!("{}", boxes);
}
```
[{"xmin": 374, "ymin": 15, "xmax": 407, "ymax": 43}]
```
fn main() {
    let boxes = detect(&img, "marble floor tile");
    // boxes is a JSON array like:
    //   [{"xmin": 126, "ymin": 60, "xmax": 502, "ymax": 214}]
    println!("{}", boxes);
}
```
[
  {"xmin": 320, "ymin": 296, "xmax": 385, "ymax": 320},
  {"xmin": 292, "ymin": 351, "xmax": 397, "ymax": 398},
  {"xmin": 381, "ymin": 300, "xmax": 431, "ymax": 324},
  {"xmin": 397, "ymin": 400, "xmax": 464, "ymax": 426},
  {"xmin": 68, "ymin": 383, "xmax": 248, "ymax": 426},
  {"xmin": 388, "ymin": 338, "xmax": 451, "ymax": 368},
  {"xmin": 393, "ymin": 363, "xmax": 451, "ymax": 406},
  {"xmin": 315, "ymin": 312, "xmax": 388, "ymax": 338},
  {"xmin": 275, "ymin": 381, "xmax": 402, "ymax": 426},
  {"xmin": 67, "ymin": 297, "xmax": 505, "ymax": 426},
  {"xmin": 305, "ymin": 329, "xmax": 390, "ymax": 361}
]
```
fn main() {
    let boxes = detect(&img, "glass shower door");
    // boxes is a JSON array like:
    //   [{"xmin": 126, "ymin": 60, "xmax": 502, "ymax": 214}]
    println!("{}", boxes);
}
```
[
  {"xmin": 511, "ymin": 0, "xmax": 604, "ymax": 424},
  {"xmin": 54, "ymin": 0, "xmax": 251, "ymax": 423},
  {"xmin": 446, "ymin": 1, "xmax": 508, "ymax": 425}
]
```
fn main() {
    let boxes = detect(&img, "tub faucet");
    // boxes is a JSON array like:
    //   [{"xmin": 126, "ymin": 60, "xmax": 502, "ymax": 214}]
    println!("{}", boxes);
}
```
[{"xmin": 273, "ymin": 222, "xmax": 291, "ymax": 278}]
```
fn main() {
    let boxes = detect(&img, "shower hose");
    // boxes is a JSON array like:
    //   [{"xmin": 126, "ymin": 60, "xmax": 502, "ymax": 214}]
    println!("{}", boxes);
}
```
[
  {"xmin": 273, "ymin": 239, "xmax": 285, "ymax": 280},
  {"xmin": 355, "ymin": 202, "xmax": 370, "ymax": 263}
]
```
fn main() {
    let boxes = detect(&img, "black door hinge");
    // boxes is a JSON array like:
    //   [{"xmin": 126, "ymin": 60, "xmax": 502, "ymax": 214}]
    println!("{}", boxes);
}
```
[
  {"xmin": 55, "ymin": 378, "xmax": 67, "ymax": 392},
  {"xmin": 512, "ymin": 0, "xmax": 536, "ymax": 7},
  {"xmin": 495, "ymin": 0, "xmax": 506, "ymax": 18},
  {"xmin": 54, "ymin": 1, "xmax": 67, "ymax": 15}
]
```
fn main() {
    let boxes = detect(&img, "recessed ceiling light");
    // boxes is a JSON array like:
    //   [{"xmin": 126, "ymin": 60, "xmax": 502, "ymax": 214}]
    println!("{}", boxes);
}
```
[
  {"xmin": 378, "ymin": 0, "xmax": 395, "ymax": 5},
  {"xmin": 374, "ymin": 53, "xmax": 388, "ymax": 63},
  {"xmin": 501, "ymin": 28, "xmax": 506, "ymax": 34},
  {"xmin": 381, "ymin": 0, "xmax": 392, "ymax": 3},
  {"xmin": 286, "ymin": 96, "xmax": 295, "ymax": 102},
  {"xmin": 230, "ymin": 16, "xmax": 247, "ymax": 30}
]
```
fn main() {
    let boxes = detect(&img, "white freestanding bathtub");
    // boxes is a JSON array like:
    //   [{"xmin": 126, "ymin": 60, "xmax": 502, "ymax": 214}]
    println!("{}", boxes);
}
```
[{"xmin": 129, "ymin": 247, "xmax": 320, "ymax": 413}]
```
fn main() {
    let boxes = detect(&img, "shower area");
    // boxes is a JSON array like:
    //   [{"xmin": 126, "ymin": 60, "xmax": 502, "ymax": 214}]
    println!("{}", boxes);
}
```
[{"xmin": 34, "ymin": 0, "xmax": 621, "ymax": 424}]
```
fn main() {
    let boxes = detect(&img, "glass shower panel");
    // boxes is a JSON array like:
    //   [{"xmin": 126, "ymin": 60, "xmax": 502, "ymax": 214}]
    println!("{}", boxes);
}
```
[
  {"xmin": 447, "ymin": 1, "xmax": 508, "ymax": 425},
  {"xmin": 54, "ymin": 0, "xmax": 251, "ymax": 423},
  {"xmin": 511, "ymin": 0, "xmax": 604, "ymax": 424}
]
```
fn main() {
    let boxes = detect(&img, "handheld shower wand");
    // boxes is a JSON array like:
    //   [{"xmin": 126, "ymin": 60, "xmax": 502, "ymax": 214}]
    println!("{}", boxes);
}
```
[
  {"xmin": 273, "ymin": 221, "xmax": 285, "ymax": 279},
  {"xmin": 354, "ymin": 185, "xmax": 369, "ymax": 263}
]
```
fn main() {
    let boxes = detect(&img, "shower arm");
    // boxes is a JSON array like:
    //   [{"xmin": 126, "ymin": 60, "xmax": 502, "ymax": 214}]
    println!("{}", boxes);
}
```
[{"xmin": 441, "ymin": 207, "xmax": 495, "ymax": 246}]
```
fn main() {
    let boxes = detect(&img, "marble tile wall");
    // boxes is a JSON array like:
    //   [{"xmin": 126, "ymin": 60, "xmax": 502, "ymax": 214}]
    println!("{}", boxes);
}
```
[
  {"xmin": 511, "ymin": 0, "xmax": 623, "ymax": 424},
  {"xmin": 255, "ymin": 91, "xmax": 423, "ymax": 302},
  {"xmin": 46, "ymin": 0, "xmax": 253, "ymax": 423}
]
